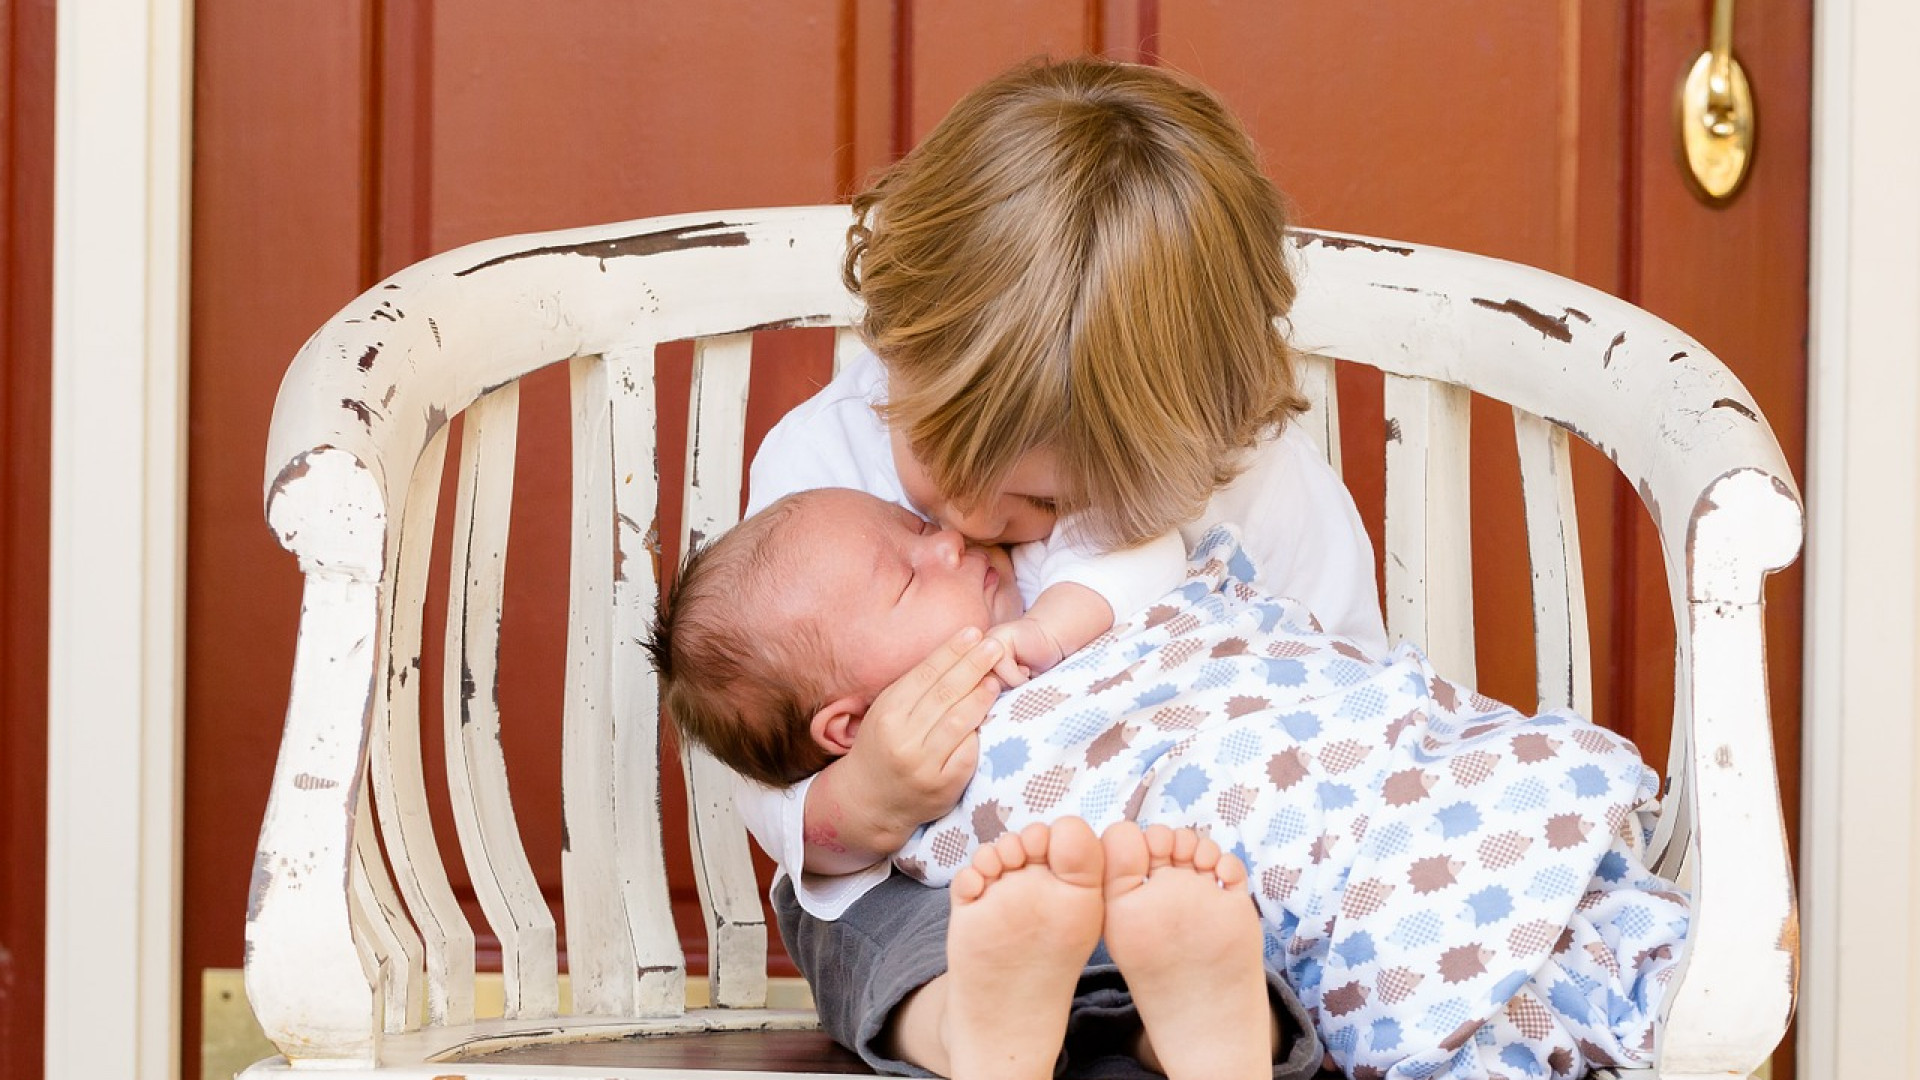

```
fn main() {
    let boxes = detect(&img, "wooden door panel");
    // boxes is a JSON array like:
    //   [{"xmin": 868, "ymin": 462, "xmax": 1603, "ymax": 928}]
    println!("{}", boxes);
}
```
[
  {"xmin": 1629, "ymin": 0, "xmax": 1809, "ymax": 875},
  {"xmin": 0, "ymin": 3, "xmax": 55, "ymax": 1076},
  {"xmin": 430, "ymin": 2, "xmax": 848, "ymax": 247},
  {"xmin": 907, "ymin": 0, "xmax": 1094, "ymax": 141},
  {"xmin": 1161, "ymin": 3, "xmax": 1573, "ymax": 267},
  {"xmin": 185, "ymin": 6, "xmax": 384, "ymax": 1079}
]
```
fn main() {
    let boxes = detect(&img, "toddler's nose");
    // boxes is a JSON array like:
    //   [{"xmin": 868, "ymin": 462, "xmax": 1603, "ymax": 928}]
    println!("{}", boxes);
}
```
[{"xmin": 942, "ymin": 501, "xmax": 1004, "ymax": 543}]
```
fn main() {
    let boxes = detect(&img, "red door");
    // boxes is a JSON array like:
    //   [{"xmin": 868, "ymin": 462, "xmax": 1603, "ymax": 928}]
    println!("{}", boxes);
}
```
[
  {"xmin": 173, "ymin": 5, "xmax": 1809, "ymax": 1079},
  {"xmin": 0, "ymin": 3, "xmax": 55, "ymax": 1078}
]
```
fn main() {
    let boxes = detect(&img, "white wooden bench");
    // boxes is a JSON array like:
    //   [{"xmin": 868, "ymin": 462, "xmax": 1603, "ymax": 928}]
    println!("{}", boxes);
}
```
[{"xmin": 243, "ymin": 205, "xmax": 1801, "ymax": 1079}]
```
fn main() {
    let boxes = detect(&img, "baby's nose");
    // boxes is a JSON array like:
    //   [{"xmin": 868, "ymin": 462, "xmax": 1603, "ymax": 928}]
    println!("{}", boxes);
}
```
[{"xmin": 921, "ymin": 527, "xmax": 966, "ymax": 568}]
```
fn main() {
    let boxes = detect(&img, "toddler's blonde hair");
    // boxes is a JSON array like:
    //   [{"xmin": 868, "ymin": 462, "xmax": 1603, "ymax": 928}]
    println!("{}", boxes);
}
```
[{"xmin": 845, "ymin": 56, "xmax": 1307, "ymax": 548}]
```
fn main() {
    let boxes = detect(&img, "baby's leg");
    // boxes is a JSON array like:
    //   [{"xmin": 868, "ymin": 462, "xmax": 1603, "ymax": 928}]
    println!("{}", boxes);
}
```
[
  {"xmin": 1101, "ymin": 821, "xmax": 1275, "ymax": 1080},
  {"xmin": 899, "ymin": 818, "xmax": 1105, "ymax": 1080}
]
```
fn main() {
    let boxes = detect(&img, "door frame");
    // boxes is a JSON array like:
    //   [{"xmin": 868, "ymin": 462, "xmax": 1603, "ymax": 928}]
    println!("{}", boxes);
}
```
[
  {"xmin": 1801, "ymin": 0, "xmax": 1920, "ymax": 1071},
  {"xmin": 45, "ymin": 2, "xmax": 193, "ymax": 1078}
]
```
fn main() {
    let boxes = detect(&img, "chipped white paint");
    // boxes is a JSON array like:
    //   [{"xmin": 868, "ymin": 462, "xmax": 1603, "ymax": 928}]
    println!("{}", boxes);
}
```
[
  {"xmin": 1513, "ymin": 412, "xmax": 1592, "ymax": 716},
  {"xmin": 1656, "ymin": 470, "xmax": 1801, "ymax": 1077},
  {"xmin": 249, "ymin": 209, "xmax": 1799, "ymax": 1078},
  {"xmin": 681, "ymin": 334, "xmax": 773, "ymax": 1010},
  {"xmin": 248, "ymin": 449, "xmax": 385, "ymax": 1064},
  {"xmin": 1292, "ymin": 351, "xmax": 1343, "ymax": 477},
  {"xmin": 444, "ymin": 382, "xmax": 563, "ymax": 1020},
  {"xmin": 561, "ymin": 350, "xmax": 645, "ymax": 1016},
  {"xmin": 255, "ymin": 210, "xmax": 861, "ymax": 1067},
  {"xmin": 606, "ymin": 341, "xmax": 691, "ymax": 1019},
  {"xmin": 350, "ymin": 780, "xmax": 422, "ymax": 1034},
  {"xmin": 372, "ymin": 424, "xmax": 479, "ymax": 1027},
  {"xmin": 1382, "ymin": 373, "xmax": 1477, "ymax": 683}
]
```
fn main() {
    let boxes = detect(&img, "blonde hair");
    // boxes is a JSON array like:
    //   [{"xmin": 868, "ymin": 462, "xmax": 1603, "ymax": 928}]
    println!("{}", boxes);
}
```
[
  {"xmin": 647, "ymin": 495, "xmax": 839, "ymax": 787},
  {"xmin": 845, "ymin": 56, "xmax": 1307, "ymax": 548}
]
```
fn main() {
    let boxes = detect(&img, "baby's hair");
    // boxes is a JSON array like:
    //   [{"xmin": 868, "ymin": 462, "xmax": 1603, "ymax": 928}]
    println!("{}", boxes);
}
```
[
  {"xmin": 845, "ymin": 55, "xmax": 1308, "ymax": 549},
  {"xmin": 647, "ymin": 495, "xmax": 838, "ymax": 787}
]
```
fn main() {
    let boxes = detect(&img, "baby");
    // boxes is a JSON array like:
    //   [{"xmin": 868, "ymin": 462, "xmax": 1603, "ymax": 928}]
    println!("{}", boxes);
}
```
[
  {"xmin": 653, "ymin": 487, "xmax": 1688, "ymax": 1080},
  {"xmin": 656, "ymin": 487, "xmax": 1029, "ymax": 788}
]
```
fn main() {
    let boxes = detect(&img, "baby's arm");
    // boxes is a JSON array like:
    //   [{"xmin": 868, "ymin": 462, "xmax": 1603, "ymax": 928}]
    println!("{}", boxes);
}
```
[
  {"xmin": 983, "ymin": 583, "xmax": 1111, "ymax": 685},
  {"xmin": 988, "ymin": 526, "xmax": 1187, "ymax": 685}
]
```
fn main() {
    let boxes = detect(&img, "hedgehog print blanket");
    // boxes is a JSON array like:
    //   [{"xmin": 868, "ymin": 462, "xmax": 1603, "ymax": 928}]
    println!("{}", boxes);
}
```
[{"xmin": 894, "ymin": 528, "xmax": 1688, "ymax": 1080}]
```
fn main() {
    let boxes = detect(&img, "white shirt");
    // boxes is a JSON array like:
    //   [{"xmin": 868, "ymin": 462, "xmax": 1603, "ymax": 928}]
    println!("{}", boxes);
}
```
[{"xmin": 738, "ymin": 349, "xmax": 1388, "ymax": 917}]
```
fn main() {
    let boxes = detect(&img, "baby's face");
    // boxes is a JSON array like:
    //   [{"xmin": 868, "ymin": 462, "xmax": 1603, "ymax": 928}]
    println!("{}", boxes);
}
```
[{"xmin": 774, "ymin": 488, "xmax": 1023, "ymax": 702}]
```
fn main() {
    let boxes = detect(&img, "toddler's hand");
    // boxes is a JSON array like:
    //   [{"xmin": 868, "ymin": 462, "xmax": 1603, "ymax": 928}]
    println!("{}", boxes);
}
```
[
  {"xmin": 834, "ymin": 628, "xmax": 1005, "ymax": 844},
  {"xmin": 983, "ymin": 618, "xmax": 1068, "ymax": 688}
]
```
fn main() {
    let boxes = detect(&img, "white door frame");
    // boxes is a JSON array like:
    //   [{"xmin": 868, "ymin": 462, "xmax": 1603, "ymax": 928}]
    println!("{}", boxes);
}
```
[
  {"xmin": 1801, "ymin": 0, "xmax": 1920, "ymax": 1072},
  {"xmin": 45, "ymin": 2, "xmax": 193, "ymax": 1079}
]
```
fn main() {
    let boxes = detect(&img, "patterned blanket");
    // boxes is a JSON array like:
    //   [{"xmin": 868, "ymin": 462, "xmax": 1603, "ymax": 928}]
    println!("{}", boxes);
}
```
[{"xmin": 895, "ymin": 528, "xmax": 1687, "ymax": 1080}]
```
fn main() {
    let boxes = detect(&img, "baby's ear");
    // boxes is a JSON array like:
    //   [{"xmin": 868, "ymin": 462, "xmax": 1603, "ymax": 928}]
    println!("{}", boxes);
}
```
[{"xmin": 809, "ymin": 696, "xmax": 866, "ymax": 757}]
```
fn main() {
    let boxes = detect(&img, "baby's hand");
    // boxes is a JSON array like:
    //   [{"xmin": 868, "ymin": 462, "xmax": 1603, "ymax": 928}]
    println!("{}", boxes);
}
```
[{"xmin": 983, "ymin": 617, "xmax": 1068, "ymax": 688}]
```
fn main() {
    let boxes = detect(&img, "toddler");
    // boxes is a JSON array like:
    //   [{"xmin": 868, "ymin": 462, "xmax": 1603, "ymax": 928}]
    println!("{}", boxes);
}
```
[{"xmin": 728, "ymin": 54, "xmax": 1385, "ymax": 1080}]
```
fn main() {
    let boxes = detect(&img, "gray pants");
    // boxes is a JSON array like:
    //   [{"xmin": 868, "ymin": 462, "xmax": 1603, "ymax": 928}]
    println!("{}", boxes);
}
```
[{"xmin": 773, "ymin": 872, "xmax": 1325, "ymax": 1079}]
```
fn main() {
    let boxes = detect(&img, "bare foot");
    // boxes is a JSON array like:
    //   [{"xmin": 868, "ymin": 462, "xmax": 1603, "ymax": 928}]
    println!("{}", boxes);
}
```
[
  {"xmin": 941, "ymin": 818, "xmax": 1106, "ymax": 1080},
  {"xmin": 1102, "ymin": 821, "xmax": 1274, "ymax": 1080}
]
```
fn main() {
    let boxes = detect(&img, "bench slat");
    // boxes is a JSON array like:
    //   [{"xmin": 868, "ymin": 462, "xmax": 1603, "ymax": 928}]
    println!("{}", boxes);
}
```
[
  {"xmin": 351, "ymin": 779, "xmax": 424, "ymax": 1033},
  {"xmin": 679, "ymin": 333, "xmax": 771, "ymax": 1010},
  {"xmin": 562, "ymin": 354, "xmax": 644, "ymax": 1016},
  {"xmin": 1293, "ymin": 352, "xmax": 1343, "ymax": 477},
  {"xmin": 1382, "ymin": 373, "xmax": 1476, "ymax": 682},
  {"xmin": 1513, "ymin": 409, "xmax": 1592, "ymax": 715},
  {"xmin": 443, "ymin": 384, "xmax": 561, "ymax": 1020},
  {"xmin": 369, "ymin": 426, "xmax": 477, "ymax": 1026},
  {"xmin": 607, "ymin": 343, "xmax": 691, "ymax": 1017},
  {"xmin": 833, "ymin": 325, "xmax": 864, "ymax": 378}
]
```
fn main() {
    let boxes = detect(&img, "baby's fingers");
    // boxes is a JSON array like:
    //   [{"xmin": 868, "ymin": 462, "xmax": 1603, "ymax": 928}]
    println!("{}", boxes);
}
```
[{"xmin": 991, "ymin": 653, "xmax": 1031, "ymax": 688}]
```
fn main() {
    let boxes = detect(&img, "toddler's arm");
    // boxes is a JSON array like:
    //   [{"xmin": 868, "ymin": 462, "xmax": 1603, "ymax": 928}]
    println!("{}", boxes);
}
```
[{"xmin": 798, "ymin": 628, "xmax": 1006, "ymax": 874}]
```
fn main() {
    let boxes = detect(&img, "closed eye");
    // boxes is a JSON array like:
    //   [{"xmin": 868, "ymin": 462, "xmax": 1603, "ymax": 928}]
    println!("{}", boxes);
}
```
[
  {"xmin": 899, "ymin": 520, "xmax": 928, "ymax": 600},
  {"xmin": 1021, "ymin": 494, "xmax": 1058, "ymax": 512}
]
